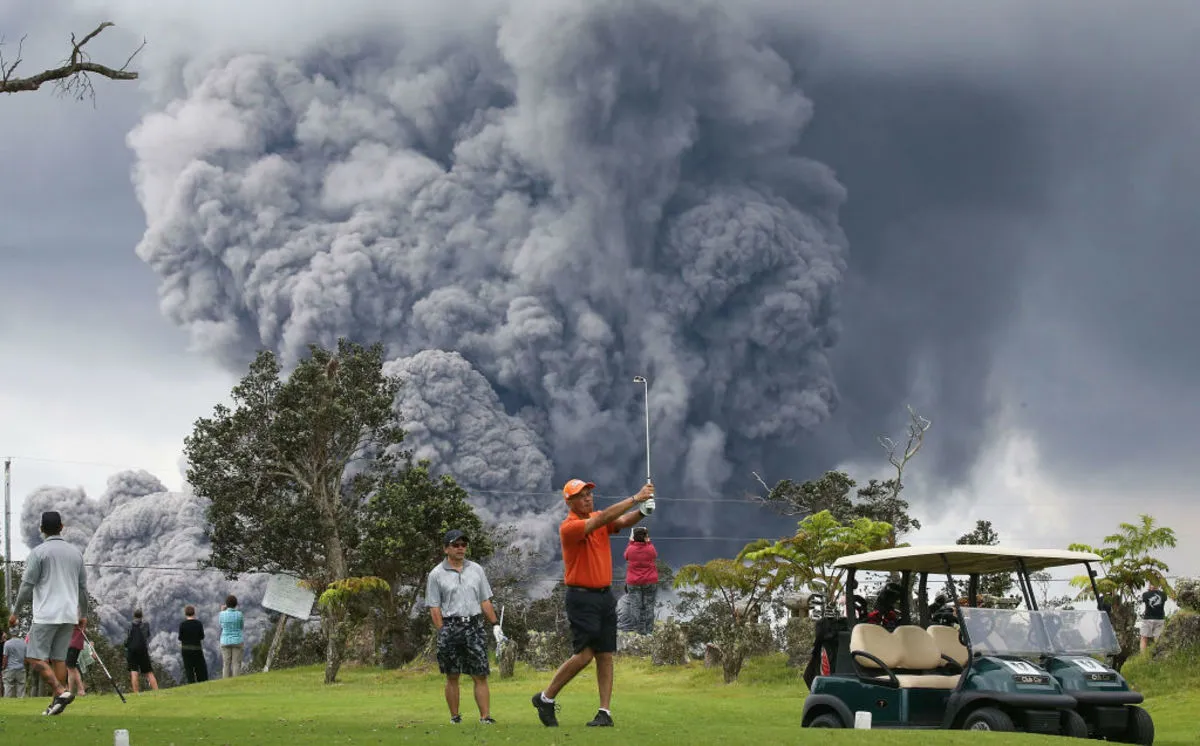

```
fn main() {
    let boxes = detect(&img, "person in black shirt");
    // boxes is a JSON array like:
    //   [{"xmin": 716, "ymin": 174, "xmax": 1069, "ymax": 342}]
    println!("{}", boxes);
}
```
[
  {"xmin": 178, "ymin": 605, "xmax": 208, "ymax": 683},
  {"xmin": 1139, "ymin": 584, "xmax": 1168, "ymax": 652}
]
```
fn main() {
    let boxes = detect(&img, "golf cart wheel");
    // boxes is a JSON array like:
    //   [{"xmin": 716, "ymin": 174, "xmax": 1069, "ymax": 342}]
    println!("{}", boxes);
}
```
[
  {"xmin": 1120, "ymin": 705, "xmax": 1154, "ymax": 745},
  {"xmin": 1061, "ymin": 709, "xmax": 1089, "ymax": 739},
  {"xmin": 962, "ymin": 707, "xmax": 1014, "ymax": 732},
  {"xmin": 809, "ymin": 713, "xmax": 844, "ymax": 728}
]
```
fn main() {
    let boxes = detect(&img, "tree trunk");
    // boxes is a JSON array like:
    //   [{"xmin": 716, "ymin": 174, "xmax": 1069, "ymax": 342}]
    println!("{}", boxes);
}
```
[
  {"xmin": 324, "ymin": 618, "xmax": 345, "ymax": 684},
  {"xmin": 722, "ymin": 652, "xmax": 745, "ymax": 683}
]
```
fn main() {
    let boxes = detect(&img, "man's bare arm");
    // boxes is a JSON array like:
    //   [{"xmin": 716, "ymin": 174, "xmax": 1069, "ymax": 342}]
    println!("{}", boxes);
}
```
[{"xmin": 583, "ymin": 484, "xmax": 654, "ymax": 534}]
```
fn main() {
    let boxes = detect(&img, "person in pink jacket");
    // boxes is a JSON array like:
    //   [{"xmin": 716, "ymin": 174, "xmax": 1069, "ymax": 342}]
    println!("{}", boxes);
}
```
[{"xmin": 623, "ymin": 527, "xmax": 658, "ymax": 634}]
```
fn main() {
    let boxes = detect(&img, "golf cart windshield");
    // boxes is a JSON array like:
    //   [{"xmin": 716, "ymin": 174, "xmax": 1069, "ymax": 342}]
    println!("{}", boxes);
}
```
[{"xmin": 960, "ymin": 607, "xmax": 1121, "ymax": 657}]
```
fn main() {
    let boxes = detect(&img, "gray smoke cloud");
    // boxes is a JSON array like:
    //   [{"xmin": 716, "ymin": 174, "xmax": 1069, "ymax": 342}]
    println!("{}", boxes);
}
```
[
  {"xmin": 21, "ymin": 472, "xmax": 271, "ymax": 681},
  {"xmin": 125, "ymin": 0, "xmax": 848, "ymax": 556},
  {"xmin": 93, "ymin": 0, "xmax": 1200, "ymax": 573}
]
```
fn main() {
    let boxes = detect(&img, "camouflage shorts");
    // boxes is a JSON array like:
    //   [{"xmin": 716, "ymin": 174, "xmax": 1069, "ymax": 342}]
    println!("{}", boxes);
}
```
[{"xmin": 436, "ymin": 616, "xmax": 490, "ymax": 677}]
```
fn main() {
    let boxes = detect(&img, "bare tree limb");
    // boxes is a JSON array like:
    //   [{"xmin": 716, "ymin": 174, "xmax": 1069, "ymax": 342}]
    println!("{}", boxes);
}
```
[
  {"xmin": 0, "ymin": 21, "xmax": 144, "ymax": 102},
  {"xmin": 877, "ymin": 404, "xmax": 932, "ymax": 498}
]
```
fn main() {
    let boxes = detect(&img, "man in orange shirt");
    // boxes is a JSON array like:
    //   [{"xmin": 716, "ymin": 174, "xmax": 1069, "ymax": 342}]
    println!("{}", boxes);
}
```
[{"xmin": 532, "ymin": 478, "xmax": 655, "ymax": 728}]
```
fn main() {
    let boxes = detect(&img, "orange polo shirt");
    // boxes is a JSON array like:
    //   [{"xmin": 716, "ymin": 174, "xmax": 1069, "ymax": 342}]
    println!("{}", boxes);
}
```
[{"xmin": 560, "ymin": 511, "xmax": 620, "ymax": 588}]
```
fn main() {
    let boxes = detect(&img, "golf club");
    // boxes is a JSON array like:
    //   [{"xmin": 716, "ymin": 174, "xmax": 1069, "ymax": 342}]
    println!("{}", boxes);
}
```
[
  {"xmin": 632, "ymin": 376, "xmax": 654, "ymax": 504},
  {"xmin": 81, "ymin": 632, "xmax": 127, "ymax": 703}
]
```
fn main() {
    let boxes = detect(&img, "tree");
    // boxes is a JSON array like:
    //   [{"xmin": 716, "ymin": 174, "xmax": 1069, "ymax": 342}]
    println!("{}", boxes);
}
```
[
  {"xmin": 673, "ymin": 556, "xmax": 783, "ymax": 683},
  {"xmin": 740, "ymin": 510, "xmax": 897, "ymax": 613},
  {"xmin": 184, "ymin": 339, "xmax": 406, "ymax": 682},
  {"xmin": 1069, "ymin": 514, "xmax": 1177, "ymax": 669},
  {"xmin": 356, "ymin": 457, "xmax": 497, "ymax": 667},
  {"xmin": 955, "ymin": 520, "xmax": 1015, "ymax": 600},
  {"xmin": 1, "ymin": 22, "xmax": 144, "ymax": 100},
  {"xmin": 752, "ymin": 406, "xmax": 929, "ymax": 539}
]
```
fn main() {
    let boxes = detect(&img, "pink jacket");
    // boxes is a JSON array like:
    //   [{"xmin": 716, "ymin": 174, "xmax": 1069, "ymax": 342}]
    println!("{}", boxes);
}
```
[{"xmin": 624, "ymin": 541, "xmax": 658, "ymax": 586}]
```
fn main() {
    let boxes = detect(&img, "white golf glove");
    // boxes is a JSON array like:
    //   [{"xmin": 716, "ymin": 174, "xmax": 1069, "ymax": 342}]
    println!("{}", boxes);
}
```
[
  {"xmin": 639, "ymin": 498, "xmax": 656, "ymax": 516},
  {"xmin": 493, "ymin": 625, "xmax": 508, "ymax": 644}
]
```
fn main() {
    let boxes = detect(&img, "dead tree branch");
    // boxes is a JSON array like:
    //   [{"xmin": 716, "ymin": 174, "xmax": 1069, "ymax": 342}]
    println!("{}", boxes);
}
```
[
  {"xmin": 877, "ymin": 405, "xmax": 932, "ymax": 498},
  {"xmin": 0, "ymin": 22, "xmax": 144, "ymax": 102}
]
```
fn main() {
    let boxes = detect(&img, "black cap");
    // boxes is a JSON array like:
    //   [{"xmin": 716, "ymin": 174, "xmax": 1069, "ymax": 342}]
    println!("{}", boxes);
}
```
[
  {"xmin": 40, "ymin": 511, "xmax": 63, "ymax": 533},
  {"xmin": 443, "ymin": 529, "xmax": 468, "ymax": 546}
]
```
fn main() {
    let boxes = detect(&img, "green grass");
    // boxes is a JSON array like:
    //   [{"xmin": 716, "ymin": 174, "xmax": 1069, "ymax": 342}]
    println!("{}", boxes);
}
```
[{"xmin": 1, "ymin": 653, "xmax": 1196, "ymax": 745}]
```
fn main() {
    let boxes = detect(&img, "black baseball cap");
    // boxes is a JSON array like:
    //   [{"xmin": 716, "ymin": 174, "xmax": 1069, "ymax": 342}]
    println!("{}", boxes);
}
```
[
  {"xmin": 41, "ymin": 511, "xmax": 63, "ymax": 533},
  {"xmin": 443, "ymin": 529, "xmax": 468, "ymax": 546}
]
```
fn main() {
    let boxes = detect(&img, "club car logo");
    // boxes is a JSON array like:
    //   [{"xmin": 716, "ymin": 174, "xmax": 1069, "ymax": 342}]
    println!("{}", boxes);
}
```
[
  {"xmin": 1001, "ymin": 659, "xmax": 1049, "ymax": 685},
  {"xmin": 1001, "ymin": 660, "xmax": 1042, "ymax": 676}
]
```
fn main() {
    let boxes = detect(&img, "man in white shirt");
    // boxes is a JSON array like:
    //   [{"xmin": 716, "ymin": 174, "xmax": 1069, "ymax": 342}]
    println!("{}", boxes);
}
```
[{"xmin": 7, "ymin": 511, "xmax": 88, "ymax": 715}]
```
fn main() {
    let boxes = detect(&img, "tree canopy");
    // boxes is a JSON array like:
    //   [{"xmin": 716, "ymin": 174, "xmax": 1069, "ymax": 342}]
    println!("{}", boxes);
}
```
[
  {"xmin": 955, "ymin": 519, "xmax": 1015, "ymax": 599},
  {"xmin": 185, "ymin": 339, "xmax": 405, "ymax": 586}
]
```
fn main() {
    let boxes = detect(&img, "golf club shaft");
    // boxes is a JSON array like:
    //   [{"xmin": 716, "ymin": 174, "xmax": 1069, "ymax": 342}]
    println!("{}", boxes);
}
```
[
  {"xmin": 641, "ymin": 380, "xmax": 651, "ymax": 484},
  {"xmin": 81, "ymin": 632, "xmax": 127, "ymax": 703}
]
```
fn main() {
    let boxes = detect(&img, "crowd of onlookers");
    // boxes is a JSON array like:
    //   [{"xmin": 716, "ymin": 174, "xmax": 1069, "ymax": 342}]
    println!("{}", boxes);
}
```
[{"xmin": 3, "ymin": 594, "xmax": 247, "ymax": 699}]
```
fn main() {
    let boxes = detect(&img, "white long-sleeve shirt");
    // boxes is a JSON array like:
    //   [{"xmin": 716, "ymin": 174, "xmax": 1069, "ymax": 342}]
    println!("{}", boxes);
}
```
[{"xmin": 14, "ymin": 536, "xmax": 88, "ymax": 624}]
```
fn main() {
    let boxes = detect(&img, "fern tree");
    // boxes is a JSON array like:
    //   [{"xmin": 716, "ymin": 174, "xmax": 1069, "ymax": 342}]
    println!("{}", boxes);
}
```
[{"xmin": 1069, "ymin": 514, "xmax": 1177, "ymax": 669}]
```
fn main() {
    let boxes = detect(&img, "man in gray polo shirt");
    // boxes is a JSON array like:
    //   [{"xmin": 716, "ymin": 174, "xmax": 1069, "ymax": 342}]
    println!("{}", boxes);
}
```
[
  {"xmin": 425, "ymin": 529, "xmax": 504, "ymax": 724},
  {"xmin": 3, "ymin": 629, "xmax": 28, "ymax": 697},
  {"xmin": 8, "ymin": 511, "xmax": 88, "ymax": 715}
]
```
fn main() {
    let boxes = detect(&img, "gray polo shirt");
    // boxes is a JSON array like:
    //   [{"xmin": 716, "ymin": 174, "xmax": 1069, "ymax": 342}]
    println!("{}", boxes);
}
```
[
  {"xmin": 13, "ymin": 535, "xmax": 88, "ymax": 624},
  {"xmin": 425, "ymin": 559, "xmax": 492, "ymax": 618},
  {"xmin": 4, "ymin": 636, "xmax": 27, "ymax": 670}
]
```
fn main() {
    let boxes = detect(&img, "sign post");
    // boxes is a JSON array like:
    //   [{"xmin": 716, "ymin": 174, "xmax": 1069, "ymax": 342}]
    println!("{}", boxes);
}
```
[{"xmin": 261, "ymin": 574, "xmax": 317, "ymax": 673}]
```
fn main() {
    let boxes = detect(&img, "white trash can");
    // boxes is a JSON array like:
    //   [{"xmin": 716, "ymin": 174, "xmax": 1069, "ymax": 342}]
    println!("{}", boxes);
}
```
[{"xmin": 854, "ymin": 711, "xmax": 873, "ymax": 729}]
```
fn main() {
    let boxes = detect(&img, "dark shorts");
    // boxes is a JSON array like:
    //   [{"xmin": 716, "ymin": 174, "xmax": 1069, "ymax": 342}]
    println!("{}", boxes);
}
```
[
  {"xmin": 436, "ymin": 617, "xmax": 489, "ymax": 677},
  {"xmin": 566, "ymin": 586, "xmax": 617, "ymax": 655},
  {"xmin": 127, "ymin": 649, "xmax": 154, "ymax": 675},
  {"xmin": 66, "ymin": 646, "xmax": 82, "ymax": 669}
]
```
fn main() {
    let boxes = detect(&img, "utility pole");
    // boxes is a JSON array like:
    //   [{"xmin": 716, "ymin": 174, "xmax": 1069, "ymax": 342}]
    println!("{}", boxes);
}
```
[{"xmin": 4, "ymin": 458, "xmax": 11, "ymax": 612}]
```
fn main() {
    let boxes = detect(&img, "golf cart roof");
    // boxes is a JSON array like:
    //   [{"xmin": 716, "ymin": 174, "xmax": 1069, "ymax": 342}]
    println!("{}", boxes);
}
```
[{"xmin": 833, "ymin": 545, "xmax": 1103, "ymax": 574}]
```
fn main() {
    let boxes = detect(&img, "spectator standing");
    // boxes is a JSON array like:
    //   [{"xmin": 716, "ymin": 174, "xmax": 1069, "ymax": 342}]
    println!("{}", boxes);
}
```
[
  {"xmin": 1140, "ymin": 584, "xmax": 1169, "ymax": 652},
  {"xmin": 623, "ymin": 526, "xmax": 659, "ymax": 635},
  {"xmin": 124, "ymin": 609, "xmax": 159, "ymax": 693},
  {"xmin": 425, "ymin": 529, "xmax": 503, "ymax": 724},
  {"xmin": 3, "ymin": 628, "xmax": 27, "ymax": 698},
  {"xmin": 219, "ymin": 595, "xmax": 245, "ymax": 678},
  {"xmin": 179, "ymin": 605, "xmax": 208, "ymax": 684}
]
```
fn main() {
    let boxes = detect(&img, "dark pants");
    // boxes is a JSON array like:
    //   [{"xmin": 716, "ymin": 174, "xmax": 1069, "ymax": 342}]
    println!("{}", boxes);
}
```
[
  {"xmin": 565, "ymin": 586, "xmax": 618, "ymax": 654},
  {"xmin": 181, "ymin": 649, "xmax": 208, "ymax": 683}
]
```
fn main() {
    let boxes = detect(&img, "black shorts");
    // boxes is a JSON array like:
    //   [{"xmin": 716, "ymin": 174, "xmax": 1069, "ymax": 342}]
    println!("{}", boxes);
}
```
[
  {"xmin": 435, "ymin": 617, "xmax": 490, "ymax": 677},
  {"xmin": 566, "ymin": 587, "xmax": 617, "ymax": 654},
  {"xmin": 65, "ymin": 647, "xmax": 82, "ymax": 669},
  {"xmin": 127, "ymin": 649, "xmax": 153, "ymax": 675}
]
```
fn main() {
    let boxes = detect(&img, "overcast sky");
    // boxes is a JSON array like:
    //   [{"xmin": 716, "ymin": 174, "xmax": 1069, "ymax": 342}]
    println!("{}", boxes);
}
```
[{"xmin": 2, "ymin": 0, "xmax": 1197, "ymax": 592}]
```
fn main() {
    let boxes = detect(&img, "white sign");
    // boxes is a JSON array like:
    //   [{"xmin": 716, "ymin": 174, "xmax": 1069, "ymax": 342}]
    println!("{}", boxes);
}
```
[
  {"xmin": 1070, "ymin": 656, "xmax": 1110, "ymax": 673},
  {"xmin": 1001, "ymin": 659, "xmax": 1042, "ymax": 676},
  {"xmin": 262, "ymin": 574, "xmax": 317, "ymax": 619}
]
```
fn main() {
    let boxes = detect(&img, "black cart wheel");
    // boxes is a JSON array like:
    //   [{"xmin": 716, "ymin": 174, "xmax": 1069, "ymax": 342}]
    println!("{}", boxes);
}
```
[
  {"xmin": 962, "ymin": 706, "xmax": 1015, "ymax": 731},
  {"xmin": 809, "ymin": 713, "xmax": 844, "ymax": 728},
  {"xmin": 1120, "ymin": 705, "xmax": 1154, "ymax": 745},
  {"xmin": 1061, "ymin": 709, "xmax": 1089, "ymax": 738}
]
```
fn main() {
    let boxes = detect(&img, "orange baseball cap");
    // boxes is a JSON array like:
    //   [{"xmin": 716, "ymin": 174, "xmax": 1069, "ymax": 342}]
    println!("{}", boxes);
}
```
[{"xmin": 562, "ymin": 479, "xmax": 596, "ymax": 500}]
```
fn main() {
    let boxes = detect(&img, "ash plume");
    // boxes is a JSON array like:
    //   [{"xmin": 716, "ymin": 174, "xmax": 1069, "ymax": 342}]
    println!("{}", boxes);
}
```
[{"xmin": 126, "ymin": 0, "xmax": 849, "ymax": 553}]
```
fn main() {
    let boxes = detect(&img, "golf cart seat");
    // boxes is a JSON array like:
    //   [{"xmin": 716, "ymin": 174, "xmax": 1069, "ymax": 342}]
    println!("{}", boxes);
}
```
[
  {"xmin": 850, "ymin": 623, "xmax": 962, "ymax": 689},
  {"xmin": 927, "ymin": 624, "xmax": 969, "ymax": 667}
]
